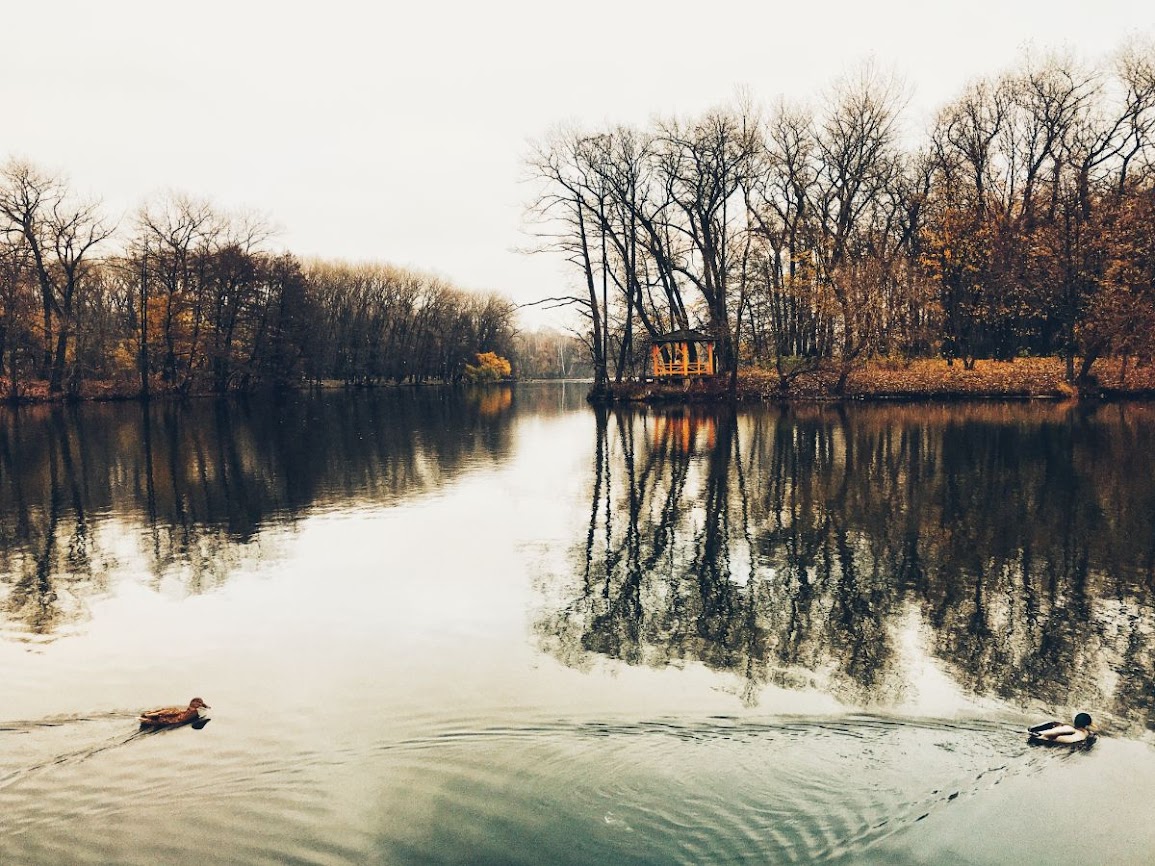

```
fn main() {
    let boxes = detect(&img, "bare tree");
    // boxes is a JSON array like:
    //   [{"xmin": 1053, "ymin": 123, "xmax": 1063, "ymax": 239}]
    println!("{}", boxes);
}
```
[
  {"xmin": 525, "ymin": 128, "xmax": 612, "ymax": 395},
  {"xmin": 654, "ymin": 108, "xmax": 759, "ymax": 389},
  {"xmin": 0, "ymin": 159, "xmax": 114, "ymax": 393},
  {"xmin": 810, "ymin": 64, "xmax": 906, "ymax": 390},
  {"xmin": 134, "ymin": 193, "xmax": 219, "ymax": 392}
]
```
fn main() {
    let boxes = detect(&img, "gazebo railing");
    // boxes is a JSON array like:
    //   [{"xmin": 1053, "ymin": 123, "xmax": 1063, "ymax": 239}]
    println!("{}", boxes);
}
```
[{"xmin": 653, "ymin": 357, "xmax": 713, "ymax": 377}]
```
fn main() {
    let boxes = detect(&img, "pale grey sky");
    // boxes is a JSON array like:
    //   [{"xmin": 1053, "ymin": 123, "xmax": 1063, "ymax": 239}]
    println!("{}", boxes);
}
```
[{"xmin": 3, "ymin": 1, "xmax": 1151, "ymax": 326}]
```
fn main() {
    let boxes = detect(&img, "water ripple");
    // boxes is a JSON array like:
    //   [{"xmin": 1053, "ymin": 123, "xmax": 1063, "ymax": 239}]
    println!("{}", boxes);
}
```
[{"xmin": 0, "ymin": 711, "xmax": 1080, "ymax": 865}]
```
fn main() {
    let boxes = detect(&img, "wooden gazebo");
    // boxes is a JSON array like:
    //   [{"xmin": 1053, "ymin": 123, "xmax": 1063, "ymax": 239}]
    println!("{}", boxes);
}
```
[{"xmin": 649, "ymin": 329, "xmax": 717, "ymax": 379}]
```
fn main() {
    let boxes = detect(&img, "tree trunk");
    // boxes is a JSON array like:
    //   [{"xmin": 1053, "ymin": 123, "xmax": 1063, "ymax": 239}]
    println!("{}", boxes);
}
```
[{"xmin": 49, "ymin": 329, "xmax": 68, "ymax": 393}]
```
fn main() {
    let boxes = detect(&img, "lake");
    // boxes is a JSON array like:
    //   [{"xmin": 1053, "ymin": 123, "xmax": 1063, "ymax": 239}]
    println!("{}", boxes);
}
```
[{"xmin": 2, "ymin": 385, "xmax": 1154, "ymax": 865}]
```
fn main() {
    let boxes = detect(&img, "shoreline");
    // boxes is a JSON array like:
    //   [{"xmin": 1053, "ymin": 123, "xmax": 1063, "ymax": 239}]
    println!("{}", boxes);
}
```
[
  {"xmin": 596, "ymin": 358, "xmax": 1155, "ymax": 404},
  {"xmin": 0, "ymin": 378, "xmax": 442, "ymax": 407},
  {"xmin": 4, "ymin": 359, "xmax": 1155, "ymax": 407}
]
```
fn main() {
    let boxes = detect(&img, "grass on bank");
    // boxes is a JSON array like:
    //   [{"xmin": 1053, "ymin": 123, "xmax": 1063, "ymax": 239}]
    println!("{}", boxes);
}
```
[
  {"xmin": 4, "ymin": 357, "xmax": 1154, "ymax": 404},
  {"xmin": 606, "ymin": 357, "xmax": 1155, "ymax": 402}
]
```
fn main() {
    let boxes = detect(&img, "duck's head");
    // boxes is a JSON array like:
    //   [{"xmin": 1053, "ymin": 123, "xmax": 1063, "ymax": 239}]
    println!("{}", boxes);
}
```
[
  {"xmin": 189, "ymin": 697, "xmax": 210, "ymax": 710},
  {"xmin": 1073, "ymin": 712, "xmax": 1093, "ymax": 730}
]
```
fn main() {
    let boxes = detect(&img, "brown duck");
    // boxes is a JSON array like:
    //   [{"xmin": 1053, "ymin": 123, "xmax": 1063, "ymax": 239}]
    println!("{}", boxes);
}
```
[{"xmin": 138, "ymin": 697, "xmax": 210, "ymax": 727}]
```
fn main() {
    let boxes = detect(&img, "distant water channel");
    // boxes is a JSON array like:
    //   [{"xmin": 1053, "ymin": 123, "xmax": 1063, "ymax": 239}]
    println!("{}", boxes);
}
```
[{"xmin": 2, "ymin": 385, "xmax": 1154, "ymax": 864}]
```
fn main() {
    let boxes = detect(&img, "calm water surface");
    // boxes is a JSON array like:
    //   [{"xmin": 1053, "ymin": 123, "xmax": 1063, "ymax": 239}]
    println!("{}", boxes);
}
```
[{"xmin": 2, "ymin": 385, "xmax": 1154, "ymax": 864}]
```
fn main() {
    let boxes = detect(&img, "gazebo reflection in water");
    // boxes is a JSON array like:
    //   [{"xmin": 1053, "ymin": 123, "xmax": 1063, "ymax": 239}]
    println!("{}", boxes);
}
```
[{"xmin": 651, "ymin": 409, "xmax": 718, "ymax": 454}]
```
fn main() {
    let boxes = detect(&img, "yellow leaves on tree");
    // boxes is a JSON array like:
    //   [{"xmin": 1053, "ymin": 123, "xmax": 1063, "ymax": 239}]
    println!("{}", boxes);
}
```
[{"xmin": 464, "ymin": 351, "xmax": 512, "ymax": 383}]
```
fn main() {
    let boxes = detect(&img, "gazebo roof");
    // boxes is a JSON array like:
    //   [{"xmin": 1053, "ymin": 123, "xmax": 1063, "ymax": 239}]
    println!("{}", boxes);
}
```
[{"xmin": 651, "ymin": 328, "xmax": 715, "ymax": 344}]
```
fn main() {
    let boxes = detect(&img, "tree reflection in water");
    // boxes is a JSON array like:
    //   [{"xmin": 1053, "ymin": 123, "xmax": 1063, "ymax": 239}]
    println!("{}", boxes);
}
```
[
  {"xmin": 0, "ymin": 388, "xmax": 520, "ymax": 640},
  {"xmin": 539, "ymin": 403, "xmax": 1155, "ymax": 732}
]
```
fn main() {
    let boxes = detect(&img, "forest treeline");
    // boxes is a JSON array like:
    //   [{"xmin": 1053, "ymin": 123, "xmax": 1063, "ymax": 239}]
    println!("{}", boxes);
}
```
[
  {"xmin": 0, "ymin": 167, "xmax": 543, "ymax": 399},
  {"xmin": 527, "ymin": 42, "xmax": 1155, "ymax": 395}
]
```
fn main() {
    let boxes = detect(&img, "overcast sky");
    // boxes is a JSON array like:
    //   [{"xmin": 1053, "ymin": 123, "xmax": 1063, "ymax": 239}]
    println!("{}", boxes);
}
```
[{"xmin": 3, "ymin": 1, "xmax": 1151, "ymax": 327}]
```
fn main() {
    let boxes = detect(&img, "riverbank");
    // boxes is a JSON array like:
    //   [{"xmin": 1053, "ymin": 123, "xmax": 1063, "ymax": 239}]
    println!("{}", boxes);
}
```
[
  {"xmin": 0, "ymin": 377, "xmax": 449, "ymax": 405},
  {"xmin": 5, "ymin": 358, "xmax": 1154, "ymax": 406},
  {"xmin": 601, "ymin": 357, "xmax": 1155, "ymax": 402}
]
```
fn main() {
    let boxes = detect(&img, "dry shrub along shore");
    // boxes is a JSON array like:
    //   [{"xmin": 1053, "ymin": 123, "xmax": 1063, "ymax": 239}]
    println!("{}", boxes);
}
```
[
  {"xmin": 3, "ymin": 357, "xmax": 1153, "ymax": 404},
  {"xmin": 842, "ymin": 358, "xmax": 1155, "ymax": 398},
  {"xmin": 604, "ymin": 358, "xmax": 1155, "ymax": 402}
]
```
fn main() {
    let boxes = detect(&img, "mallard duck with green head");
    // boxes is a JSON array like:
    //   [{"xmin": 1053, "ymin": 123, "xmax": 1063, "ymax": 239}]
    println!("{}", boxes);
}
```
[
  {"xmin": 1027, "ymin": 712, "xmax": 1096, "ymax": 745},
  {"xmin": 138, "ymin": 697, "xmax": 210, "ymax": 728}
]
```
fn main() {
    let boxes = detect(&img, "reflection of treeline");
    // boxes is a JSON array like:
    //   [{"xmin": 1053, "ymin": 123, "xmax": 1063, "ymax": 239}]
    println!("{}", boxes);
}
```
[
  {"xmin": 528, "ymin": 43, "xmax": 1155, "ymax": 393},
  {"xmin": 0, "ymin": 176, "xmax": 517, "ymax": 398},
  {"xmin": 541, "ymin": 403, "xmax": 1155, "ymax": 729},
  {"xmin": 0, "ymin": 389, "xmax": 516, "ymax": 637}
]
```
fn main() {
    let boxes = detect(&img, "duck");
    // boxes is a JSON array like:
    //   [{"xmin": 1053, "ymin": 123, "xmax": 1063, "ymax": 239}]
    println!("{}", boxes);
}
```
[
  {"xmin": 1027, "ymin": 712, "xmax": 1096, "ymax": 745},
  {"xmin": 138, "ymin": 697, "xmax": 210, "ymax": 727}
]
